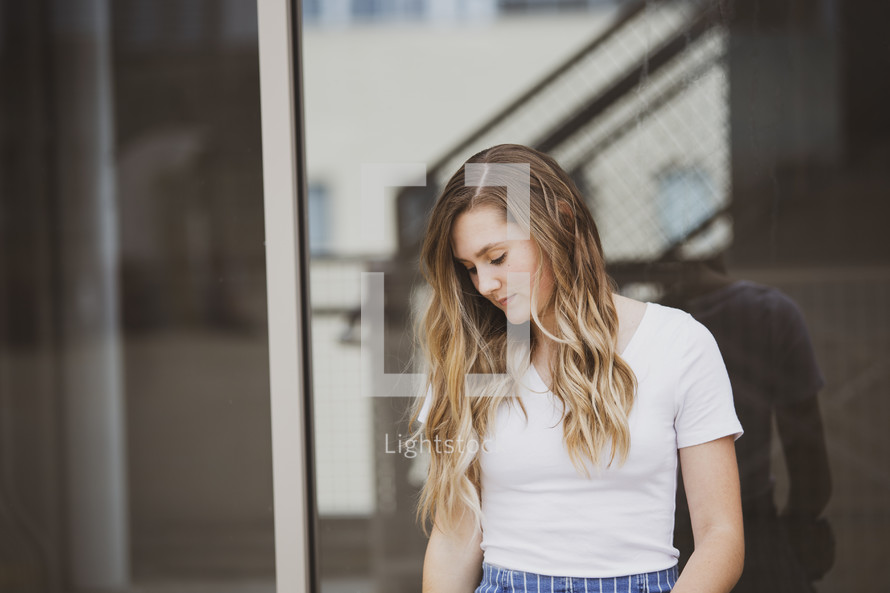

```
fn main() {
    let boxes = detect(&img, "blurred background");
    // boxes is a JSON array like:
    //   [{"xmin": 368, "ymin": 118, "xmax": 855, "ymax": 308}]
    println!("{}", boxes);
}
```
[
  {"xmin": 1, "ymin": 0, "xmax": 888, "ymax": 592},
  {"xmin": 1, "ymin": 1, "xmax": 272, "ymax": 592}
]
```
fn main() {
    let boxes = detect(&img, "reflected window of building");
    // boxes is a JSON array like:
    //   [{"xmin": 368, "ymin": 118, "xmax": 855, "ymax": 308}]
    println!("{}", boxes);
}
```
[
  {"xmin": 499, "ymin": 0, "xmax": 594, "ymax": 14},
  {"xmin": 656, "ymin": 166, "xmax": 719, "ymax": 245},
  {"xmin": 308, "ymin": 183, "xmax": 332, "ymax": 255},
  {"xmin": 302, "ymin": 0, "xmax": 609, "ymax": 25}
]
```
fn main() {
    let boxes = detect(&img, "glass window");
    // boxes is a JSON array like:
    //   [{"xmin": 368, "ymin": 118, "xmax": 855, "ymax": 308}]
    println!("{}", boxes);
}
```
[
  {"xmin": 656, "ymin": 166, "xmax": 719, "ymax": 244},
  {"xmin": 308, "ymin": 183, "xmax": 332, "ymax": 255},
  {"xmin": 0, "ymin": 0, "xmax": 276, "ymax": 590},
  {"xmin": 302, "ymin": 0, "xmax": 890, "ymax": 591}
]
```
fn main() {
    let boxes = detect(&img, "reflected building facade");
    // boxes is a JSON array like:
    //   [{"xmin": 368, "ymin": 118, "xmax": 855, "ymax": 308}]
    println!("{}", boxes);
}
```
[
  {"xmin": 306, "ymin": 0, "xmax": 890, "ymax": 591},
  {"xmin": 1, "ymin": 0, "xmax": 274, "ymax": 591},
  {"xmin": 1, "ymin": 0, "xmax": 889, "ymax": 592}
]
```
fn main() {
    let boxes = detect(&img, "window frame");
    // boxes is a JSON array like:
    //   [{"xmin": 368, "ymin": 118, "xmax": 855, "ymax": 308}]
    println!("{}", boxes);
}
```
[{"xmin": 257, "ymin": 0, "xmax": 318, "ymax": 591}]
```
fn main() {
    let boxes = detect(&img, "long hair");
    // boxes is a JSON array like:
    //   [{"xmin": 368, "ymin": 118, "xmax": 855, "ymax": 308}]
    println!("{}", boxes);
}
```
[{"xmin": 409, "ymin": 144, "xmax": 637, "ymax": 537}]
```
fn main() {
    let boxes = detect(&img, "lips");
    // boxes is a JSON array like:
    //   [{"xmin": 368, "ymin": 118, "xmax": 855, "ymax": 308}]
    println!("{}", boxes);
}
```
[{"xmin": 498, "ymin": 295, "xmax": 513, "ymax": 307}]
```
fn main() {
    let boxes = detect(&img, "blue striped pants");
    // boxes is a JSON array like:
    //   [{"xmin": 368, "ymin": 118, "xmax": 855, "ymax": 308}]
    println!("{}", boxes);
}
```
[{"xmin": 474, "ymin": 561, "xmax": 678, "ymax": 593}]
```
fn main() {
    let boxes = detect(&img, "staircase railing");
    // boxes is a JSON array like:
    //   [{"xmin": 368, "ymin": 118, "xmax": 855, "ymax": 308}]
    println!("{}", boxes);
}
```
[{"xmin": 396, "ymin": 0, "xmax": 731, "ymax": 271}]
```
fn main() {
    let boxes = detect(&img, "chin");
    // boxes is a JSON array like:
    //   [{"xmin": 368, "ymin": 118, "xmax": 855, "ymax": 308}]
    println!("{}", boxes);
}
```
[
  {"xmin": 500, "ymin": 299, "xmax": 527, "ymax": 325},
  {"xmin": 505, "ymin": 311, "xmax": 531, "ymax": 326}
]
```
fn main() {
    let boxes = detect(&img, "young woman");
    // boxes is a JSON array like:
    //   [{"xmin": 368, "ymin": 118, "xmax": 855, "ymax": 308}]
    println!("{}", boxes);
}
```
[{"xmin": 410, "ymin": 144, "xmax": 744, "ymax": 593}]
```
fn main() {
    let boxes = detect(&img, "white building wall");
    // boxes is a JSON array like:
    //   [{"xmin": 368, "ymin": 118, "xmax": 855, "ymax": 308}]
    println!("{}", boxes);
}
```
[{"xmin": 302, "ymin": 10, "xmax": 620, "ymax": 257}]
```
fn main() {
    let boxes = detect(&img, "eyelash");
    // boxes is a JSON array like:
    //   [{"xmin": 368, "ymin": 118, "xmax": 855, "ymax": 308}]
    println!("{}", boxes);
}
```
[{"xmin": 467, "ymin": 253, "xmax": 506, "ymax": 275}]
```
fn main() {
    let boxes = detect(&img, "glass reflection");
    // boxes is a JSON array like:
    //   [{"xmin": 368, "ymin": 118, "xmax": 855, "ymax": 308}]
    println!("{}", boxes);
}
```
[
  {"xmin": 663, "ymin": 259, "xmax": 833, "ymax": 593},
  {"xmin": 1, "ymin": 0, "xmax": 274, "ymax": 591},
  {"xmin": 304, "ymin": 0, "xmax": 889, "ymax": 591}
]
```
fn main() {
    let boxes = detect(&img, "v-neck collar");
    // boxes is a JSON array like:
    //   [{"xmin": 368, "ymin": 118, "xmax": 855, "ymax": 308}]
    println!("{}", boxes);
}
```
[{"xmin": 528, "ymin": 302, "xmax": 653, "ymax": 392}]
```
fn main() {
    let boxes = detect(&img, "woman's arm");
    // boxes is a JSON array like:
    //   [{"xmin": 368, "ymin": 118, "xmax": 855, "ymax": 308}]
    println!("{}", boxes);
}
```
[
  {"xmin": 775, "ymin": 394, "xmax": 831, "ymax": 517},
  {"xmin": 673, "ymin": 435, "xmax": 744, "ymax": 593},
  {"xmin": 422, "ymin": 509, "xmax": 483, "ymax": 593}
]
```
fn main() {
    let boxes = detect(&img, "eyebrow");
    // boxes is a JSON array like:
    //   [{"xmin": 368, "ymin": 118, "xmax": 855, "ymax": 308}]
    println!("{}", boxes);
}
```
[{"xmin": 454, "ymin": 241, "xmax": 505, "ymax": 263}]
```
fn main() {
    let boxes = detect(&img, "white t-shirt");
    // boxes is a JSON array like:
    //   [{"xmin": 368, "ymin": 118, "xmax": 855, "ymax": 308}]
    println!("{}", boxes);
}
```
[{"xmin": 415, "ymin": 302, "xmax": 743, "ymax": 578}]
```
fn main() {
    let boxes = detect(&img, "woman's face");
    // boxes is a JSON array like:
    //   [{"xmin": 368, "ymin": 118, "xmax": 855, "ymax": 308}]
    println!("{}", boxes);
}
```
[{"xmin": 451, "ymin": 204, "xmax": 555, "ymax": 327}]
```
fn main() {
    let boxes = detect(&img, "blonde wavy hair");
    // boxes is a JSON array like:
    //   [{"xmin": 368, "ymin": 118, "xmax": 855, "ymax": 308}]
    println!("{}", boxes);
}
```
[{"xmin": 409, "ymin": 144, "xmax": 637, "ymax": 537}]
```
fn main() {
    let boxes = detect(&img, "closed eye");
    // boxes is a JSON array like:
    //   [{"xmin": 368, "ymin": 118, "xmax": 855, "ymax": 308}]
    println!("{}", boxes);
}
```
[{"xmin": 466, "ymin": 253, "xmax": 507, "ymax": 275}]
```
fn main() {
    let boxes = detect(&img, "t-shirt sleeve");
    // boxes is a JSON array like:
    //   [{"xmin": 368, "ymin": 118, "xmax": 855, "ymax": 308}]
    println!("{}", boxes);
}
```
[
  {"xmin": 674, "ymin": 315, "xmax": 744, "ymax": 448},
  {"xmin": 415, "ymin": 384, "xmax": 433, "ymax": 425}
]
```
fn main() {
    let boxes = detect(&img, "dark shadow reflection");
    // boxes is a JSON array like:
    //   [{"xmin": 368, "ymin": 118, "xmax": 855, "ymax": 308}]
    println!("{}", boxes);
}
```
[{"xmin": 663, "ymin": 257, "xmax": 834, "ymax": 592}]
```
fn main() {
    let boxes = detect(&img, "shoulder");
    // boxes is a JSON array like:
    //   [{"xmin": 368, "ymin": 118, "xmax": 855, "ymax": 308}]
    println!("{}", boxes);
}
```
[
  {"xmin": 644, "ymin": 301, "xmax": 704, "ymax": 343},
  {"xmin": 690, "ymin": 280, "xmax": 813, "ymax": 346},
  {"xmin": 613, "ymin": 293, "xmax": 648, "ymax": 319},
  {"xmin": 613, "ymin": 293, "xmax": 650, "ymax": 345},
  {"xmin": 699, "ymin": 280, "xmax": 802, "ymax": 320},
  {"xmin": 640, "ymin": 303, "xmax": 725, "ymax": 373},
  {"xmin": 415, "ymin": 383, "xmax": 434, "ymax": 425}
]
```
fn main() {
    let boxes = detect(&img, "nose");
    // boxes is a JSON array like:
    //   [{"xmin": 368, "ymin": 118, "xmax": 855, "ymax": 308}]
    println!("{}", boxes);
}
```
[{"xmin": 475, "ymin": 266, "xmax": 501, "ymax": 298}]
